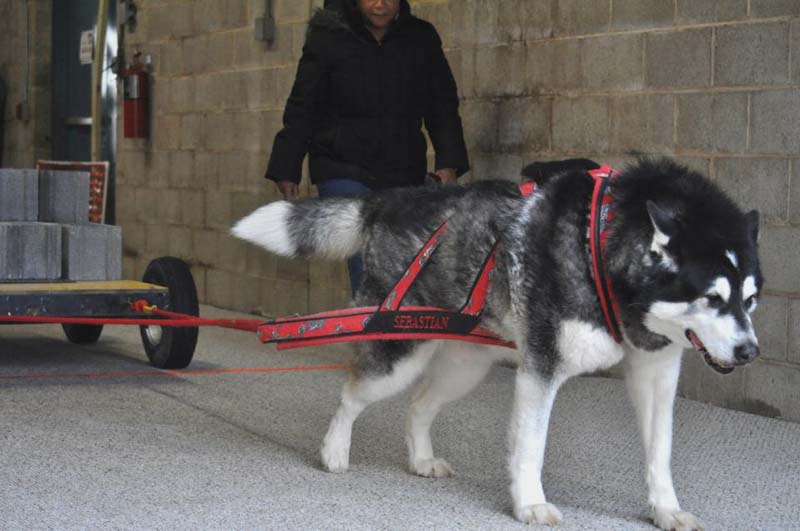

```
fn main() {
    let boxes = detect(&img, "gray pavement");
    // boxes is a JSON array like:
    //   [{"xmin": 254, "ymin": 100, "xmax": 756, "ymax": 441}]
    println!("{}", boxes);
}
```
[{"xmin": 1, "ymin": 305, "xmax": 799, "ymax": 530}]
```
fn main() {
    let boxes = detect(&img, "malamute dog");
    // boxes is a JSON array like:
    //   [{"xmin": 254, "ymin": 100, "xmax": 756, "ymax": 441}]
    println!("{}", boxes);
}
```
[{"xmin": 233, "ymin": 158, "xmax": 762, "ymax": 530}]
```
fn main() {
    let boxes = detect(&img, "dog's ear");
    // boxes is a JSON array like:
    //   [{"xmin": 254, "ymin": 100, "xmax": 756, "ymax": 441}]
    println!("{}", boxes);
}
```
[
  {"xmin": 646, "ymin": 200, "xmax": 678, "ymax": 240},
  {"xmin": 745, "ymin": 210, "xmax": 760, "ymax": 243},
  {"xmin": 646, "ymin": 201, "xmax": 679, "ymax": 266}
]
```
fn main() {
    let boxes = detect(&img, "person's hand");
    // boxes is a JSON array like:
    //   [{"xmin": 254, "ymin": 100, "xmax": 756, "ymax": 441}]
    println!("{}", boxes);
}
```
[
  {"xmin": 276, "ymin": 180, "xmax": 299, "ymax": 200},
  {"xmin": 434, "ymin": 168, "xmax": 457, "ymax": 185}
]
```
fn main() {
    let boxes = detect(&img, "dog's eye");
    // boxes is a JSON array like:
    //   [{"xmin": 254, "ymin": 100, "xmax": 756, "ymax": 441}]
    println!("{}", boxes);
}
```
[
  {"xmin": 745, "ymin": 295, "xmax": 758, "ymax": 312},
  {"xmin": 705, "ymin": 294, "xmax": 725, "ymax": 306}
]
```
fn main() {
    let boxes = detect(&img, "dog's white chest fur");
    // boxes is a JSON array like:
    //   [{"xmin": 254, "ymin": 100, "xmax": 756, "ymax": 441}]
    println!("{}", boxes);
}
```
[{"xmin": 556, "ymin": 319, "xmax": 624, "ymax": 377}]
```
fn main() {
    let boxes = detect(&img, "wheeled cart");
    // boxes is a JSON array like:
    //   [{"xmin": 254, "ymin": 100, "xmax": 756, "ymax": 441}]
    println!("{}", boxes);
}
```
[{"xmin": 0, "ymin": 257, "xmax": 202, "ymax": 369}]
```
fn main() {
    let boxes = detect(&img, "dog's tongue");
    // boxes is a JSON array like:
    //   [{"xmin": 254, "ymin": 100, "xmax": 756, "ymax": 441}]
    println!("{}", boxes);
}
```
[{"xmin": 686, "ymin": 330, "xmax": 704, "ymax": 351}]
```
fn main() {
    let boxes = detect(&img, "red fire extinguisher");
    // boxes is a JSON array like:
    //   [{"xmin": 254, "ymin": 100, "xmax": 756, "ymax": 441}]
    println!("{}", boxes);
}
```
[{"xmin": 122, "ymin": 52, "xmax": 148, "ymax": 138}]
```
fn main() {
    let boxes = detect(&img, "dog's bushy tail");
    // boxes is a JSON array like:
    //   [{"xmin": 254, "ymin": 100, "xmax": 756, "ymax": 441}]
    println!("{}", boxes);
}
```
[{"xmin": 231, "ymin": 198, "xmax": 365, "ymax": 259}]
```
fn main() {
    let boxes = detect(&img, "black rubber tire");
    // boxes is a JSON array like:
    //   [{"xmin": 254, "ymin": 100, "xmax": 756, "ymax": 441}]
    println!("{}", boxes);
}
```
[
  {"xmin": 139, "ymin": 257, "xmax": 199, "ymax": 369},
  {"xmin": 62, "ymin": 323, "xmax": 103, "ymax": 344}
]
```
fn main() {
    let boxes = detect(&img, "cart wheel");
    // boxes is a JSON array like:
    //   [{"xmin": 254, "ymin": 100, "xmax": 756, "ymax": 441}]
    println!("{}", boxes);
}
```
[
  {"xmin": 62, "ymin": 324, "xmax": 103, "ymax": 344},
  {"xmin": 139, "ymin": 257, "xmax": 199, "ymax": 369}
]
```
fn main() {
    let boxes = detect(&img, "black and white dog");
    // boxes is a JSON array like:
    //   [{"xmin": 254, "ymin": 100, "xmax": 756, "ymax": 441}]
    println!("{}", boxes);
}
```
[{"xmin": 233, "ymin": 159, "xmax": 762, "ymax": 530}]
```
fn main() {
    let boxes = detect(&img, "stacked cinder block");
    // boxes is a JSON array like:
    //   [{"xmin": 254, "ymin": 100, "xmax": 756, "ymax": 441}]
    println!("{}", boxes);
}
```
[{"xmin": 0, "ymin": 168, "xmax": 122, "ymax": 282}]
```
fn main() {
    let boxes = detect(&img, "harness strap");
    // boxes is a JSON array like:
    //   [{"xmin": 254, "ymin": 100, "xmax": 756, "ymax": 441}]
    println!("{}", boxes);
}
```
[
  {"xmin": 588, "ymin": 165, "xmax": 623, "ymax": 343},
  {"xmin": 380, "ymin": 220, "xmax": 448, "ymax": 311}
]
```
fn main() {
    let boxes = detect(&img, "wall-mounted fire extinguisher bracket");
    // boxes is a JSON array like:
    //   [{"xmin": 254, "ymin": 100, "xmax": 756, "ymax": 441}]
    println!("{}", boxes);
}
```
[
  {"xmin": 255, "ymin": 0, "xmax": 275, "ymax": 43},
  {"xmin": 122, "ymin": 52, "xmax": 148, "ymax": 138}
]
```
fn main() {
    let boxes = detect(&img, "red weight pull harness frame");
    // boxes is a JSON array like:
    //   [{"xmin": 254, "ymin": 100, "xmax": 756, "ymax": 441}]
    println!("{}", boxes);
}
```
[
  {"xmin": 257, "ymin": 164, "xmax": 622, "ymax": 351},
  {"xmin": 0, "ymin": 167, "xmax": 621, "ymax": 350}
]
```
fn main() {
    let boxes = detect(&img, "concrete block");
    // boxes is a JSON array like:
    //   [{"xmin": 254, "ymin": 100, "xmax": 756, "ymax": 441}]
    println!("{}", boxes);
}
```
[
  {"xmin": 611, "ymin": 0, "xmax": 674, "ymax": 30},
  {"xmin": 609, "ymin": 94, "xmax": 675, "ymax": 152},
  {"xmin": 751, "ymin": 89, "xmax": 800, "ymax": 155},
  {"xmin": 192, "ymin": 229, "xmax": 221, "ymax": 269},
  {"xmin": 38, "ymin": 170, "xmax": 90, "ymax": 224},
  {"xmin": 0, "ymin": 169, "xmax": 38, "ymax": 221},
  {"xmin": 751, "ymin": 295, "xmax": 789, "ymax": 362},
  {"xmin": 678, "ymin": 350, "xmax": 703, "ymax": 399},
  {"xmin": 206, "ymin": 268, "xmax": 235, "ymax": 310},
  {"xmin": 698, "ymin": 359, "xmax": 749, "ymax": 410},
  {"xmin": 676, "ymin": 0, "xmax": 747, "ymax": 23},
  {"xmin": 469, "ymin": 153, "xmax": 525, "ymax": 182},
  {"xmin": 160, "ymin": 41, "xmax": 184, "ymax": 76},
  {"xmin": 520, "ymin": 0, "xmax": 553, "ymax": 41},
  {"xmin": 646, "ymin": 29, "xmax": 712, "ymax": 88},
  {"xmin": 676, "ymin": 92, "xmax": 747, "ymax": 153},
  {"xmin": 167, "ymin": 226, "xmax": 192, "ymax": 261},
  {"xmin": 581, "ymin": 34, "xmax": 644, "ymax": 90},
  {"xmin": 206, "ymin": 33, "xmax": 234, "ymax": 75},
  {"xmin": 274, "ymin": 0, "xmax": 310, "ymax": 22},
  {"xmin": 497, "ymin": 97, "xmax": 550, "ymax": 152},
  {"xmin": 261, "ymin": 277, "xmax": 308, "ymax": 317},
  {"xmin": 168, "ymin": 150, "xmax": 196, "ymax": 189},
  {"xmin": 218, "ymin": 234, "xmax": 248, "ymax": 274},
  {"xmin": 552, "ymin": 0, "xmax": 610, "ymax": 37},
  {"xmin": 473, "ymin": 0, "xmax": 503, "ymax": 45},
  {"xmin": 793, "ymin": 19, "xmax": 800, "ymax": 84},
  {"xmin": 164, "ymin": 2, "xmax": 193, "ymax": 39},
  {"xmin": 715, "ymin": 22, "xmax": 790, "ymax": 86},
  {"xmin": 243, "ymin": 69, "xmax": 277, "ymax": 110},
  {"xmin": 475, "ymin": 44, "xmax": 526, "ymax": 97},
  {"xmin": 714, "ymin": 158, "xmax": 789, "ymax": 224},
  {"xmin": 526, "ymin": 39, "xmax": 582, "ymax": 92},
  {"xmin": 791, "ymin": 162, "xmax": 800, "ymax": 225},
  {"xmin": 245, "ymin": 242, "xmax": 278, "ymax": 279},
  {"xmin": 788, "ymin": 300, "xmax": 800, "ymax": 364},
  {"xmin": 145, "ymin": 224, "xmax": 169, "ymax": 257},
  {"xmin": 192, "ymin": 0, "xmax": 245, "ymax": 32},
  {"xmin": 553, "ymin": 96, "xmax": 610, "ymax": 153},
  {"xmin": 0, "ymin": 222, "xmax": 61, "ymax": 280},
  {"xmin": 180, "ymin": 190, "xmax": 206, "ymax": 229},
  {"xmin": 750, "ymin": 0, "xmax": 800, "ymax": 17},
  {"xmin": 61, "ymin": 224, "xmax": 122, "ymax": 281},
  {"xmin": 460, "ymin": 100, "xmax": 499, "ymax": 153},
  {"xmin": 745, "ymin": 360, "xmax": 800, "ymax": 422},
  {"xmin": 153, "ymin": 114, "xmax": 181, "ymax": 151},
  {"xmin": 220, "ymin": 71, "xmax": 247, "ymax": 111},
  {"xmin": 759, "ymin": 226, "xmax": 800, "ymax": 294}
]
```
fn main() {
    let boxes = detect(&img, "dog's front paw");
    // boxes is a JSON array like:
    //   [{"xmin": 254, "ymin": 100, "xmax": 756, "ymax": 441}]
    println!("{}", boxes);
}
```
[
  {"xmin": 411, "ymin": 458, "xmax": 454, "ymax": 478},
  {"xmin": 320, "ymin": 441, "xmax": 349, "ymax": 473},
  {"xmin": 652, "ymin": 506, "xmax": 703, "ymax": 531},
  {"xmin": 515, "ymin": 503, "xmax": 563, "ymax": 526}
]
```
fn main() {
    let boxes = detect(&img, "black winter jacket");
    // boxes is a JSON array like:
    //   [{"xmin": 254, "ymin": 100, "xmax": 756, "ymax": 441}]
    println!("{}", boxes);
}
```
[{"xmin": 265, "ymin": 0, "xmax": 469, "ymax": 190}]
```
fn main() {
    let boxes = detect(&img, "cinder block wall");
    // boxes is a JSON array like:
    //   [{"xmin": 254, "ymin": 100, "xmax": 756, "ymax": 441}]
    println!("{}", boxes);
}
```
[
  {"xmin": 115, "ymin": 1, "xmax": 799, "ymax": 420},
  {"xmin": 0, "ymin": 0, "xmax": 52, "ymax": 167}
]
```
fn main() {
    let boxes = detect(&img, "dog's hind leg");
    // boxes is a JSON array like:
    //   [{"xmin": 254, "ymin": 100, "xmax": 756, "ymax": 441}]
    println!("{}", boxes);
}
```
[
  {"xmin": 405, "ymin": 343, "xmax": 498, "ymax": 478},
  {"xmin": 320, "ymin": 341, "xmax": 438, "ymax": 473},
  {"xmin": 624, "ymin": 345, "xmax": 702, "ymax": 531},
  {"xmin": 508, "ymin": 370, "xmax": 564, "ymax": 526}
]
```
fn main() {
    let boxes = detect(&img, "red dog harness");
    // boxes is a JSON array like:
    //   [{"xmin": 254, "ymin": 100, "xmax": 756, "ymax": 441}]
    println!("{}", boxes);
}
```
[{"xmin": 258, "ymin": 166, "xmax": 622, "ymax": 350}]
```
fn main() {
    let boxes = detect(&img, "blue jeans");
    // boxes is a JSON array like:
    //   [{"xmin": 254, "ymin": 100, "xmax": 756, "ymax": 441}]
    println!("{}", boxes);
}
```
[{"xmin": 316, "ymin": 179, "xmax": 372, "ymax": 296}]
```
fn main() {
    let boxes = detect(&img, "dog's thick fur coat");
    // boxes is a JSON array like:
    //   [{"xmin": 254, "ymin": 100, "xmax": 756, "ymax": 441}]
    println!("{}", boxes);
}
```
[{"xmin": 233, "ymin": 159, "xmax": 762, "ymax": 530}]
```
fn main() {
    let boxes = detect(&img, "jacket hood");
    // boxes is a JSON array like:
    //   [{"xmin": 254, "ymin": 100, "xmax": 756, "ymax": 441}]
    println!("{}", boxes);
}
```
[{"xmin": 312, "ymin": 0, "xmax": 412, "ymax": 35}]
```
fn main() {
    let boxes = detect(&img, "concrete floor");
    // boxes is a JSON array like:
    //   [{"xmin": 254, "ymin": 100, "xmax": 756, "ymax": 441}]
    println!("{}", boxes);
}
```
[{"xmin": 1, "ymin": 305, "xmax": 799, "ymax": 530}]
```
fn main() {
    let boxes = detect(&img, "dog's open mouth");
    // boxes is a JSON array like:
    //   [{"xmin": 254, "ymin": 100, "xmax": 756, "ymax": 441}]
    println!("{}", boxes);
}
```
[{"xmin": 685, "ymin": 330, "xmax": 734, "ymax": 374}]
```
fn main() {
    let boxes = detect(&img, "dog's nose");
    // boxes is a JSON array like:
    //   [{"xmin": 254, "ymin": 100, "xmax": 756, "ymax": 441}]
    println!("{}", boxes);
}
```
[{"xmin": 734, "ymin": 343, "xmax": 760, "ymax": 364}]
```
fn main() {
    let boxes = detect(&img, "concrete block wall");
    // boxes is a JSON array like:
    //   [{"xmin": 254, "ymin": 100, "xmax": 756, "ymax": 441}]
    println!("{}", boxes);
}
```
[
  {"xmin": 114, "ymin": 1, "xmax": 800, "ymax": 421},
  {"xmin": 0, "ymin": 0, "xmax": 52, "ymax": 167}
]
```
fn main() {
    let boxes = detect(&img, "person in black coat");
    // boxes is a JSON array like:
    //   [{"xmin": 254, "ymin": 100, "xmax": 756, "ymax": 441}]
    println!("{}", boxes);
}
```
[{"xmin": 265, "ymin": 0, "xmax": 469, "ymax": 293}]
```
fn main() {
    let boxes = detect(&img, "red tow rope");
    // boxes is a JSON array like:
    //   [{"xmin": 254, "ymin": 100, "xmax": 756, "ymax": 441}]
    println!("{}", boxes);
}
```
[{"xmin": 0, "ymin": 300, "xmax": 262, "ymax": 332}]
